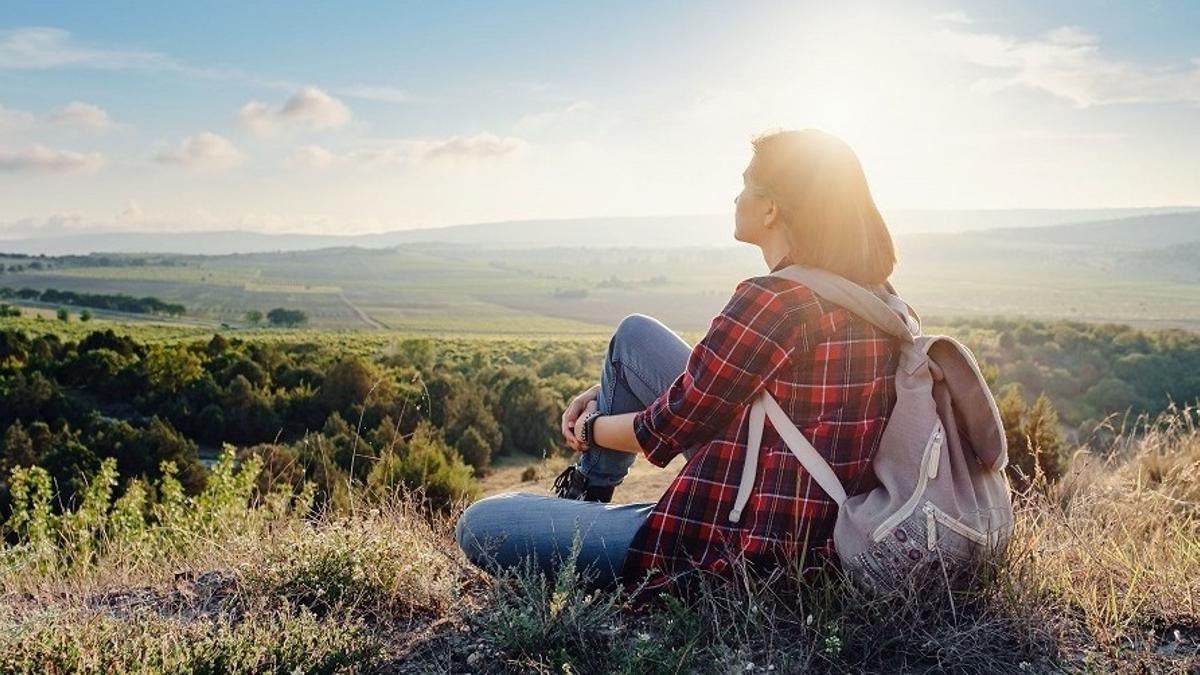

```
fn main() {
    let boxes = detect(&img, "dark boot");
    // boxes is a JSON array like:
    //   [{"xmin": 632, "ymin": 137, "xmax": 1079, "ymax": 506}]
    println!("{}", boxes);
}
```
[{"xmin": 551, "ymin": 465, "xmax": 615, "ymax": 503}]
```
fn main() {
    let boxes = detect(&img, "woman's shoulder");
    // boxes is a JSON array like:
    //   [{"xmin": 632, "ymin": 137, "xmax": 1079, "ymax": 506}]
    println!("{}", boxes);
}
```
[
  {"xmin": 735, "ymin": 272, "xmax": 898, "ymax": 344},
  {"xmin": 731, "ymin": 273, "xmax": 824, "ymax": 315},
  {"xmin": 740, "ymin": 271, "xmax": 893, "ymax": 315}
]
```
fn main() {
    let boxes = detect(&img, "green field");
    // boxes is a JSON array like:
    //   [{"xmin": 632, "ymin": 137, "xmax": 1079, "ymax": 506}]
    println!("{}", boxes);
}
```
[{"xmin": 4, "ymin": 233, "xmax": 1200, "ymax": 335}]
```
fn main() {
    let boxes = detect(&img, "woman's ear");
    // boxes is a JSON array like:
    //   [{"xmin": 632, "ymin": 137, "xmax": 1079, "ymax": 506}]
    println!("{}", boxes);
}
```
[{"xmin": 763, "ymin": 199, "xmax": 780, "ymax": 229}]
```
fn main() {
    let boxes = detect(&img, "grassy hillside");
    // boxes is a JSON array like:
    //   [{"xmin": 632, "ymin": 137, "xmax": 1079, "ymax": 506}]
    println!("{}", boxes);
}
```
[
  {"xmin": 0, "ymin": 310, "xmax": 1196, "ymax": 671},
  {"xmin": 0, "ymin": 405, "xmax": 1196, "ymax": 673}
]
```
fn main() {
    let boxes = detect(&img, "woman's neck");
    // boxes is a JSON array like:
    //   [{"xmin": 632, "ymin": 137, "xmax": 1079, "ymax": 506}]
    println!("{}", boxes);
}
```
[{"xmin": 760, "ymin": 237, "xmax": 791, "ymax": 272}]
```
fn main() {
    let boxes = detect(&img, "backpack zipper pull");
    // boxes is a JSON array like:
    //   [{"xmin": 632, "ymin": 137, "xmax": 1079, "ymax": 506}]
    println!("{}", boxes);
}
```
[
  {"xmin": 926, "ymin": 425, "xmax": 943, "ymax": 479},
  {"xmin": 925, "ymin": 502, "xmax": 938, "ymax": 550}
]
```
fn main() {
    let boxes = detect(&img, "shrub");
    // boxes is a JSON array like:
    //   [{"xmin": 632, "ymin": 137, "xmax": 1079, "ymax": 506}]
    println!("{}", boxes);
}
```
[
  {"xmin": 0, "ymin": 605, "xmax": 379, "ymax": 674},
  {"xmin": 456, "ymin": 425, "xmax": 493, "ymax": 472},
  {"xmin": 475, "ymin": 528, "xmax": 627, "ymax": 672},
  {"xmin": 366, "ymin": 420, "xmax": 477, "ymax": 508}
]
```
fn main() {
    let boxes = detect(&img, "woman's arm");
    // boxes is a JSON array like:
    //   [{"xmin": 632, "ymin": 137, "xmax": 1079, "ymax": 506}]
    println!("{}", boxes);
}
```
[
  {"xmin": 589, "ymin": 412, "xmax": 642, "ymax": 454},
  {"xmin": 575, "ymin": 277, "xmax": 819, "ymax": 465},
  {"xmin": 630, "ymin": 277, "xmax": 815, "ymax": 467}
]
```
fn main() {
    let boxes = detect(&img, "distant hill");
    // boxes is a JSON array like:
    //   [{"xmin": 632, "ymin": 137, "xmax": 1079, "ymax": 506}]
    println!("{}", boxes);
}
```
[
  {"xmin": 1117, "ymin": 241, "xmax": 1200, "ymax": 283},
  {"xmin": 985, "ymin": 211, "xmax": 1200, "ymax": 249},
  {"xmin": 2, "ymin": 207, "xmax": 1197, "ymax": 256}
]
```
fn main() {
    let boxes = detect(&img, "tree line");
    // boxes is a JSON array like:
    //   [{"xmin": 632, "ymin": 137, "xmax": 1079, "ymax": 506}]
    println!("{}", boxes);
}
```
[
  {"xmin": 0, "ymin": 287, "xmax": 185, "ymax": 316},
  {"xmin": 948, "ymin": 317, "xmax": 1200, "ymax": 438}
]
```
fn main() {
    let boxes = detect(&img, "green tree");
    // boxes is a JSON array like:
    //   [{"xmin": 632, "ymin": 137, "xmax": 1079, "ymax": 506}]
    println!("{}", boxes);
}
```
[
  {"xmin": 1025, "ymin": 393, "xmax": 1067, "ymax": 480},
  {"xmin": 997, "ymin": 384, "xmax": 1027, "ymax": 473},
  {"xmin": 320, "ymin": 357, "xmax": 392, "ymax": 417},
  {"xmin": 245, "ymin": 309, "xmax": 263, "ymax": 326},
  {"xmin": 998, "ymin": 384, "xmax": 1068, "ymax": 487},
  {"xmin": 56, "ymin": 307, "xmax": 69, "ymax": 322},
  {"xmin": 495, "ymin": 372, "xmax": 561, "ymax": 456},
  {"xmin": 1, "ymin": 420, "xmax": 38, "ymax": 477},
  {"xmin": 266, "ymin": 307, "xmax": 308, "ymax": 327},
  {"xmin": 143, "ymin": 345, "xmax": 204, "ymax": 398},
  {"xmin": 79, "ymin": 309, "xmax": 92, "ymax": 322},
  {"xmin": 456, "ymin": 425, "xmax": 493, "ymax": 473}
]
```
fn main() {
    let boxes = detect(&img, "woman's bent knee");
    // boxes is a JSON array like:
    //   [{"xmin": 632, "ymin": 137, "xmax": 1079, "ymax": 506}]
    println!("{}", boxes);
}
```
[
  {"xmin": 455, "ymin": 495, "xmax": 497, "ymax": 563},
  {"xmin": 455, "ymin": 492, "xmax": 530, "ymax": 566},
  {"xmin": 614, "ymin": 313, "xmax": 670, "ymax": 352}
]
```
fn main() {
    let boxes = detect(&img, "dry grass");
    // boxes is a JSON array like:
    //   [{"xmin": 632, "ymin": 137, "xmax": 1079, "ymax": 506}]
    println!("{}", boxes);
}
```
[{"xmin": 0, "ymin": 408, "xmax": 1197, "ymax": 673}]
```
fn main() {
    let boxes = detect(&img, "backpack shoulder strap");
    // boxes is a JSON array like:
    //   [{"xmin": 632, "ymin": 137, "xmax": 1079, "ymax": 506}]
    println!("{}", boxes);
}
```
[
  {"xmin": 728, "ymin": 390, "xmax": 847, "ymax": 523},
  {"xmin": 770, "ymin": 265, "xmax": 917, "ymax": 342},
  {"xmin": 728, "ymin": 265, "xmax": 924, "ymax": 524}
]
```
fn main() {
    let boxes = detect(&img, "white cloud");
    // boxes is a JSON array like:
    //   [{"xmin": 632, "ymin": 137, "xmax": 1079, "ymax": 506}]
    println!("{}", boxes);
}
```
[
  {"xmin": 291, "ymin": 144, "xmax": 339, "ymax": 168},
  {"xmin": 934, "ymin": 15, "xmax": 1200, "ymax": 106},
  {"xmin": 0, "ymin": 27, "xmax": 167, "ymax": 70},
  {"xmin": 340, "ymin": 84, "xmax": 409, "ymax": 103},
  {"xmin": 345, "ymin": 144, "xmax": 413, "ymax": 167},
  {"xmin": 420, "ymin": 133, "xmax": 527, "ymax": 162},
  {"xmin": 238, "ymin": 86, "xmax": 352, "ymax": 137},
  {"xmin": 289, "ymin": 142, "xmax": 407, "ymax": 169},
  {"xmin": 933, "ymin": 10, "xmax": 974, "ymax": 25},
  {"xmin": 514, "ymin": 101, "xmax": 599, "ymax": 134},
  {"xmin": 43, "ymin": 101, "xmax": 115, "ymax": 129},
  {"xmin": 236, "ymin": 101, "xmax": 274, "ymax": 137},
  {"xmin": 0, "ymin": 100, "xmax": 116, "ymax": 131},
  {"xmin": 0, "ymin": 212, "xmax": 91, "ymax": 236},
  {"xmin": 290, "ymin": 133, "xmax": 529, "ymax": 169},
  {"xmin": 0, "ymin": 104, "xmax": 35, "ymax": 129},
  {"xmin": 0, "ymin": 144, "xmax": 103, "ymax": 173},
  {"xmin": 0, "ymin": 26, "xmax": 265, "ymax": 85},
  {"xmin": 155, "ymin": 132, "xmax": 245, "ymax": 170}
]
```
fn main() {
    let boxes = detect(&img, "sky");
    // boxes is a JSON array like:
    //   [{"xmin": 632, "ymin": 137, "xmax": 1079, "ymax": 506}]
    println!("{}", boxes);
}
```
[{"xmin": 1, "ymin": 0, "xmax": 1199, "ymax": 238}]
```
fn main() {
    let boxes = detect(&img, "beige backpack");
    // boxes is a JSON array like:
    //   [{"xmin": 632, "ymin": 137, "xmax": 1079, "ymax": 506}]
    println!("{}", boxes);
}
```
[{"xmin": 727, "ymin": 264, "xmax": 1014, "ymax": 592}]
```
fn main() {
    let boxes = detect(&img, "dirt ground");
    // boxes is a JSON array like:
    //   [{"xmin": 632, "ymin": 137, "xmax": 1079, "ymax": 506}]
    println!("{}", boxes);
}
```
[{"xmin": 477, "ymin": 450, "xmax": 686, "ymax": 505}]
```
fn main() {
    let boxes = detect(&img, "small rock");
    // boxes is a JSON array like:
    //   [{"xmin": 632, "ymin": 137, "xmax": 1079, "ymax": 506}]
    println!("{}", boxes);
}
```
[{"xmin": 467, "ymin": 652, "xmax": 483, "ymax": 668}]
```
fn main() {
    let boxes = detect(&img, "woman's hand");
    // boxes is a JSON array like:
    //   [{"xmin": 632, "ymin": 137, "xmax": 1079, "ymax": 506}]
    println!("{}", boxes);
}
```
[
  {"xmin": 562, "ymin": 384, "xmax": 601, "ymax": 451},
  {"xmin": 568, "ymin": 400, "xmax": 599, "ymax": 452}
]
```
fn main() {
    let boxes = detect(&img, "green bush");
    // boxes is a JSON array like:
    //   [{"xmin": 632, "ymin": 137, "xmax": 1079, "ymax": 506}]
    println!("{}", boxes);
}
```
[{"xmin": 366, "ymin": 420, "xmax": 477, "ymax": 508}]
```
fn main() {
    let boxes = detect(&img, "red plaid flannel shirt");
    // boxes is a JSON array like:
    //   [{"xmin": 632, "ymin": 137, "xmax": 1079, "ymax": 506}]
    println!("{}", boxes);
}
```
[{"xmin": 621, "ymin": 263, "xmax": 899, "ymax": 594}]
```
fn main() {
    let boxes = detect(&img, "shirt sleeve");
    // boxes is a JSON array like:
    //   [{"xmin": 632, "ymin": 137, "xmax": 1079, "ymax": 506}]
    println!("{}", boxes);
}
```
[{"xmin": 632, "ymin": 276, "xmax": 819, "ymax": 467}]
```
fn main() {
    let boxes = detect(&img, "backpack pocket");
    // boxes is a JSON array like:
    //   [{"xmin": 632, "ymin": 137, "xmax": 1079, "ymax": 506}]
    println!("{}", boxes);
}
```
[
  {"xmin": 869, "ymin": 420, "xmax": 944, "ymax": 542},
  {"xmin": 923, "ymin": 501, "xmax": 990, "ymax": 549}
]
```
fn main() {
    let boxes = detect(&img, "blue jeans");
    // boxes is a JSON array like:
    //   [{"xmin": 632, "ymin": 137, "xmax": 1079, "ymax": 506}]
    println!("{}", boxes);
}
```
[{"xmin": 455, "ymin": 314, "xmax": 697, "ymax": 587}]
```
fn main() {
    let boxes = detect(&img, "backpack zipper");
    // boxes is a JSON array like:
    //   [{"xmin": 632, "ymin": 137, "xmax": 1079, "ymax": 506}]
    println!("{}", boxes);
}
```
[
  {"xmin": 871, "ymin": 421, "xmax": 943, "ymax": 542},
  {"xmin": 927, "ymin": 428, "xmax": 942, "ymax": 479},
  {"xmin": 924, "ymin": 501, "xmax": 990, "ymax": 546}
]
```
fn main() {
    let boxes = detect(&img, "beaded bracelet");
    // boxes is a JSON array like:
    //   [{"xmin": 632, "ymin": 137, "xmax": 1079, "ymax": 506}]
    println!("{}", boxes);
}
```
[{"xmin": 577, "ymin": 410, "xmax": 603, "ymax": 449}]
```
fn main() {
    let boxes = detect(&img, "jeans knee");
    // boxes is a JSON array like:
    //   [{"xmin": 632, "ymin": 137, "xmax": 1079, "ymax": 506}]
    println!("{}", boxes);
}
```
[
  {"xmin": 613, "ymin": 313, "xmax": 663, "ymax": 353},
  {"xmin": 456, "ymin": 493, "xmax": 521, "ymax": 565},
  {"xmin": 454, "ymin": 507, "xmax": 471, "ymax": 555},
  {"xmin": 455, "ymin": 498, "xmax": 488, "ymax": 562}
]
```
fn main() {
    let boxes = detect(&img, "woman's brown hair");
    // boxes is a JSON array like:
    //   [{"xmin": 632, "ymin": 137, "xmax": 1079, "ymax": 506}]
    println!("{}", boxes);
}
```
[{"xmin": 747, "ymin": 129, "xmax": 897, "ymax": 286}]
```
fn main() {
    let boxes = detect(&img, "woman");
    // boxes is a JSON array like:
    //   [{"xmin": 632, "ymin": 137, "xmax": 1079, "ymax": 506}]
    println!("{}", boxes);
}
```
[{"xmin": 455, "ymin": 129, "xmax": 901, "ymax": 597}]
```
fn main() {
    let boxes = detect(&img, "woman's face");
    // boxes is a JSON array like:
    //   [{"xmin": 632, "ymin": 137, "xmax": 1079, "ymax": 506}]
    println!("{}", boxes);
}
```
[{"xmin": 733, "ymin": 162, "xmax": 773, "ymax": 245}]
